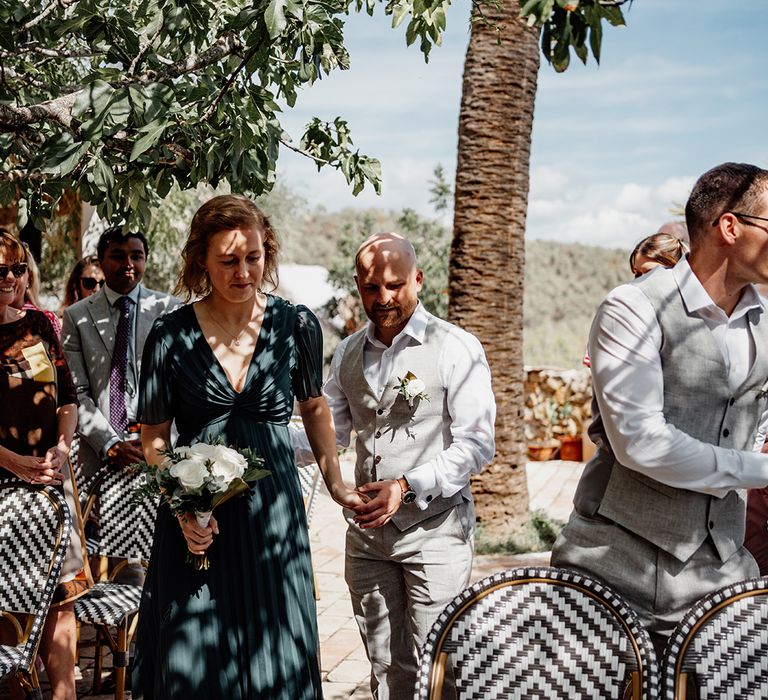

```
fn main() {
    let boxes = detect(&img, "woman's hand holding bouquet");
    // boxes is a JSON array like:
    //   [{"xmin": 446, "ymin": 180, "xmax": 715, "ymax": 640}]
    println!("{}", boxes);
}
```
[{"xmin": 132, "ymin": 442, "xmax": 270, "ymax": 570}]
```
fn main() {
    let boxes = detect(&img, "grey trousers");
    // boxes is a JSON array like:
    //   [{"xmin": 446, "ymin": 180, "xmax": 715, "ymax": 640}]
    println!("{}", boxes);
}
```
[
  {"xmin": 551, "ymin": 511, "xmax": 759, "ymax": 656},
  {"xmin": 345, "ymin": 501, "xmax": 474, "ymax": 700}
]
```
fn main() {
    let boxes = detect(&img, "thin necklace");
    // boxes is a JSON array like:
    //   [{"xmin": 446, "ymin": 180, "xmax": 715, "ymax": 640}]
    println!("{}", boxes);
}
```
[
  {"xmin": 205, "ymin": 300, "xmax": 262, "ymax": 347},
  {"xmin": 207, "ymin": 312, "xmax": 249, "ymax": 347}
]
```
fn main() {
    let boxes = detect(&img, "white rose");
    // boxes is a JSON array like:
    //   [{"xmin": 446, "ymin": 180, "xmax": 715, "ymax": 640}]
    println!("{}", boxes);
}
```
[
  {"xmin": 187, "ymin": 443, "xmax": 221, "ymax": 462},
  {"xmin": 169, "ymin": 457, "xmax": 208, "ymax": 490},
  {"xmin": 210, "ymin": 446, "xmax": 247, "ymax": 489},
  {"xmin": 404, "ymin": 377, "xmax": 426, "ymax": 399}
]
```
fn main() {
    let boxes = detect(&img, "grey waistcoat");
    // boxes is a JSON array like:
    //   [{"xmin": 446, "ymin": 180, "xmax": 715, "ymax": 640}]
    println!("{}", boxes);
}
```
[
  {"xmin": 575, "ymin": 269, "xmax": 768, "ymax": 563},
  {"xmin": 337, "ymin": 319, "xmax": 466, "ymax": 532}
]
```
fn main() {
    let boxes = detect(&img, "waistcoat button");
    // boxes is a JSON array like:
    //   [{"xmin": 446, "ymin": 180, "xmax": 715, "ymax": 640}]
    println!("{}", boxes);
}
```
[
  {"xmin": 375, "ymin": 431, "xmax": 381, "ymax": 438},
  {"xmin": 374, "ymin": 456, "xmax": 381, "ymax": 464},
  {"xmin": 708, "ymin": 520, "xmax": 715, "ymax": 529},
  {"xmin": 723, "ymin": 428, "xmax": 730, "ymax": 438},
  {"xmin": 377, "ymin": 408, "xmax": 384, "ymax": 415},
  {"xmin": 729, "ymin": 397, "xmax": 735, "ymax": 406}
]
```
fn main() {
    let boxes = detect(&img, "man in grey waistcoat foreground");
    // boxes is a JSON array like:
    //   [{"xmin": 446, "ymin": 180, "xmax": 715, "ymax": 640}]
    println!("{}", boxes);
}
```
[
  {"xmin": 552, "ymin": 162, "xmax": 768, "ymax": 655},
  {"xmin": 298, "ymin": 232, "xmax": 495, "ymax": 698}
]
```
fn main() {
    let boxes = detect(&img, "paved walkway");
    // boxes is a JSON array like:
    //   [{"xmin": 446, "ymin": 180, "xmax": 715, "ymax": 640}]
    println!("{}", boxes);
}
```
[
  {"xmin": 315, "ymin": 458, "xmax": 583, "ymax": 700},
  {"xmin": 25, "ymin": 459, "xmax": 582, "ymax": 699}
]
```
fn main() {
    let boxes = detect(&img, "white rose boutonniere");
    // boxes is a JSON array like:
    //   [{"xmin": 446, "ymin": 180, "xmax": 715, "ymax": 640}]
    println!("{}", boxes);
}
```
[{"xmin": 396, "ymin": 371, "xmax": 430, "ymax": 408}]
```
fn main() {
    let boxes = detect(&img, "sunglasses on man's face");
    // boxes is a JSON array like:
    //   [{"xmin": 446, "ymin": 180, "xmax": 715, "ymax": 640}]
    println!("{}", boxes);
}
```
[
  {"xmin": 0, "ymin": 262, "xmax": 28, "ymax": 279},
  {"xmin": 80, "ymin": 277, "xmax": 106, "ymax": 291}
]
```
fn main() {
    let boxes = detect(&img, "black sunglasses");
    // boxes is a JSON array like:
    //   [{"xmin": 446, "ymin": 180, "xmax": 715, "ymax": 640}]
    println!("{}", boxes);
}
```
[
  {"xmin": 80, "ymin": 277, "xmax": 106, "ymax": 291},
  {"xmin": 0, "ymin": 262, "xmax": 28, "ymax": 279}
]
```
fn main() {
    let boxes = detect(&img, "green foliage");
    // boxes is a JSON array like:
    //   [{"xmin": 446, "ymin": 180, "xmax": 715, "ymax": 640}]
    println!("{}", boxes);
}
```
[
  {"xmin": 1, "ymin": 0, "xmax": 456, "ymax": 231},
  {"xmin": 524, "ymin": 239, "xmax": 627, "ymax": 367},
  {"xmin": 475, "ymin": 509, "xmax": 564, "ymax": 554},
  {"xmin": 324, "ymin": 205, "xmax": 450, "ymax": 332},
  {"xmin": 518, "ymin": 0, "xmax": 629, "ymax": 72},
  {"xmin": 428, "ymin": 164, "xmax": 452, "ymax": 213}
]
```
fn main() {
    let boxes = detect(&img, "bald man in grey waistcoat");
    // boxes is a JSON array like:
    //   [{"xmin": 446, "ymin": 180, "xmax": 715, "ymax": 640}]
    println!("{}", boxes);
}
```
[
  {"xmin": 300, "ymin": 233, "xmax": 495, "ymax": 699},
  {"xmin": 552, "ymin": 162, "xmax": 768, "ymax": 655}
]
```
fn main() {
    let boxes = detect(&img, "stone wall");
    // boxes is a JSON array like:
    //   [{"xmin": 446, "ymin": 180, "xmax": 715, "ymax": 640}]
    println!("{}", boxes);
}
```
[{"xmin": 524, "ymin": 366, "xmax": 592, "ymax": 443}]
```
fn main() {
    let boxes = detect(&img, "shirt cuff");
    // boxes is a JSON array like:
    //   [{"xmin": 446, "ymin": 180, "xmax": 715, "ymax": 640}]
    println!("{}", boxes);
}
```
[
  {"xmin": 404, "ymin": 464, "xmax": 440, "ymax": 511},
  {"xmin": 100, "ymin": 436, "xmax": 121, "ymax": 460}
]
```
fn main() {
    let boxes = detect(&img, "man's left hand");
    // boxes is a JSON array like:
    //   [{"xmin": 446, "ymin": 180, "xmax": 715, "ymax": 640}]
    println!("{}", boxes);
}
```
[{"xmin": 354, "ymin": 480, "xmax": 403, "ymax": 529}]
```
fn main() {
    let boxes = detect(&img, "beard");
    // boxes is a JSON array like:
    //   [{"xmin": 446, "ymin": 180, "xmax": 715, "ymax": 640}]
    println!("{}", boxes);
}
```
[{"xmin": 370, "ymin": 299, "xmax": 416, "ymax": 328}]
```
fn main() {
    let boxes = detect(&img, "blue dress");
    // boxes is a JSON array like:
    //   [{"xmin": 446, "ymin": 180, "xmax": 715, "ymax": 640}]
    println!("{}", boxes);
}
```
[{"xmin": 132, "ymin": 296, "xmax": 323, "ymax": 699}]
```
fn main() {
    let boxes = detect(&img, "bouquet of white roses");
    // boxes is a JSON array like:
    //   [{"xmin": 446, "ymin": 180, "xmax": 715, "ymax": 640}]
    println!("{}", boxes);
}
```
[{"xmin": 132, "ymin": 442, "xmax": 270, "ymax": 570}]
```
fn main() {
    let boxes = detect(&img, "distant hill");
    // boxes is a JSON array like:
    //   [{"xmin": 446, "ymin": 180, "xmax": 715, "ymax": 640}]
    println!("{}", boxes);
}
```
[
  {"xmin": 524, "ymin": 239, "xmax": 629, "ymax": 368},
  {"xmin": 278, "ymin": 206, "xmax": 631, "ymax": 370}
]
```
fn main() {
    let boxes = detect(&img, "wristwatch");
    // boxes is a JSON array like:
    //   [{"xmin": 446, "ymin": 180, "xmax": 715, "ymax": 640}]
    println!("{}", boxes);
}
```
[{"xmin": 397, "ymin": 477, "xmax": 417, "ymax": 505}]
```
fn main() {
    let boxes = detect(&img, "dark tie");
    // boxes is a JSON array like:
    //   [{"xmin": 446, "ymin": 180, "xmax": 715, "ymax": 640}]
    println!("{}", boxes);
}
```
[{"xmin": 109, "ymin": 296, "xmax": 132, "ymax": 433}]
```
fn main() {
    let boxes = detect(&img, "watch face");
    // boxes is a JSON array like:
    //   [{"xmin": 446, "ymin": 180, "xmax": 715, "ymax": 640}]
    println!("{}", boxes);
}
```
[{"xmin": 402, "ymin": 490, "xmax": 417, "ymax": 504}]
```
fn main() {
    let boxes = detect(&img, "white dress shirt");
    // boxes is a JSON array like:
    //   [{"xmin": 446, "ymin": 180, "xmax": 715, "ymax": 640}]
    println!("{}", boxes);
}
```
[
  {"xmin": 294, "ymin": 303, "xmax": 496, "ymax": 510},
  {"xmin": 590, "ymin": 257, "xmax": 768, "ymax": 497}
]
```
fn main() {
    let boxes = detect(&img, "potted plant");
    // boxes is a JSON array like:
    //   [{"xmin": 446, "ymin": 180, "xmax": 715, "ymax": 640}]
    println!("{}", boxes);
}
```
[
  {"xmin": 554, "ymin": 402, "xmax": 583, "ymax": 462},
  {"xmin": 527, "ymin": 399, "xmax": 563, "ymax": 461}
]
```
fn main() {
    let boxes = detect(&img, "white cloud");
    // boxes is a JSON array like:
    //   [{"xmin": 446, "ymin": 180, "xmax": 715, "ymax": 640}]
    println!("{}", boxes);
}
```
[{"xmin": 527, "ymin": 167, "xmax": 694, "ymax": 248}]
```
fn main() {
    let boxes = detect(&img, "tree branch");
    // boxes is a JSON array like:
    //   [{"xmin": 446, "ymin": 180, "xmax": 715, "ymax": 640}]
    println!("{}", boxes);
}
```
[
  {"xmin": 21, "ymin": 0, "xmax": 79, "ymax": 32},
  {"xmin": 0, "ymin": 93, "xmax": 77, "ymax": 131},
  {"xmin": 149, "ymin": 31, "xmax": 243, "ymax": 83},
  {"xmin": 201, "ymin": 39, "xmax": 263, "ymax": 122},
  {"xmin": 280, "ymin": 138, "xmax": 332, "ymax": 167},
  {"xmin": 0, "ymin": 32, "xmax": 244, "ymax": 130}
]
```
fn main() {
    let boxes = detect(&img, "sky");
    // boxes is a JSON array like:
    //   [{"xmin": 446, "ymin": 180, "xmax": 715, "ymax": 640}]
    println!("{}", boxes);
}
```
[{"xmin": 276, "ymin": 0, "xmax": 768, "ymax": 249}]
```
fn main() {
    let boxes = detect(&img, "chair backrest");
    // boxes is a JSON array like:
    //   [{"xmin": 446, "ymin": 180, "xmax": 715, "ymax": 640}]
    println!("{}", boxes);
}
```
[
  {"xmin": 84, "ymin": 468, "xmax": 158, "ymax": 561},
  {"xmin": 416, "ymin": 566, "xmax": 658, "ymax": 700},
  {"xmin": 0, "ymin": 482, "xmax": 70, "ymax": 670},
  {"xmin": 297, "ymin": 464, "xmax": 321, "ymax": 529},
  {"xmin": 662, "ymin": 576, "xmax": 768, "ymax": 700}
]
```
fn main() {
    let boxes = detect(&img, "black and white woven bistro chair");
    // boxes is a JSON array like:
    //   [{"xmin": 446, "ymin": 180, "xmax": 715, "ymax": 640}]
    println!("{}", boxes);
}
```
[
  {"xmin": 74, "ymin": 467, "xmax": 158, "ymax": 700},
  {"xmin": 415, "ymin": 566, "xmax": 659, "ymax": 700},
  {"xmin": 661, "ymin": 576, "xmax": 768, "ymax": 699},
  {"xmin": 297, "ymin": 463, "xmax": 322, "ymax": 530},
  {"xmin": 0, "ymin": 482, "xmax": 71, "ymax": 700}
]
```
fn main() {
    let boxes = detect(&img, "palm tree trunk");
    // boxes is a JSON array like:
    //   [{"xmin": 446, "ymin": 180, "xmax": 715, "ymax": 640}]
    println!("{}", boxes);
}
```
[{"xmin": 449, "ymin": 1, "xmax": 540, "ymax": 538}]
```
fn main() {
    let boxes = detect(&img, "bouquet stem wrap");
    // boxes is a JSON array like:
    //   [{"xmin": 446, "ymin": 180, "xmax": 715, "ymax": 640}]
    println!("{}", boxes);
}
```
[
  {"xmin": 131, "ymin": 442, "xmax": 270, "ymax": 571},
  {"xmin": 187, "ymin": 510, "xmax": 214, "ymax": 570}
]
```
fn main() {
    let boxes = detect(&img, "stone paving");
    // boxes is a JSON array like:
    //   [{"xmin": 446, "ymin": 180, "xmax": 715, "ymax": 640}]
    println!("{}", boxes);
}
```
[{"xmin": 16, "ymin": 459, "xmax": 583, "ymax": 699}]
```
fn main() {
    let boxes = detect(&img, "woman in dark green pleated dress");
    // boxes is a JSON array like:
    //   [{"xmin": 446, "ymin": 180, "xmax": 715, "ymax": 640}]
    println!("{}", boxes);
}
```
[{"xmin": 132, "ymin": 195, "xmax": 365, "ymax": 699}]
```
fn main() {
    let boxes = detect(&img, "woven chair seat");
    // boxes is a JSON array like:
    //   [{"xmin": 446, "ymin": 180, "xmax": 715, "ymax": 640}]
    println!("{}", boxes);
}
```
[
  {"xmin": 0, "ymin": 483, "xmax": 70, "ymax": 698},
  {"xmin": 0, "ymin": 644, "xmax": 24, "ymax": 677},
  {"xmin": 76, "ymin": 468, "xmax": 157, "ymax": 700},
  {"xmin": 74, "ymin": 582, "xmax": 142, "ymax": 625},
  {"xmin": 662, "ymin": 576, "xmax": 768, "ymax": 699},
  {"xmin": 416, "ymin": 566, "xmax": 658, "ymax": 700},
  {"xmin": 297, "ymin": 463, "xmax": 321, "ymax": 529}
]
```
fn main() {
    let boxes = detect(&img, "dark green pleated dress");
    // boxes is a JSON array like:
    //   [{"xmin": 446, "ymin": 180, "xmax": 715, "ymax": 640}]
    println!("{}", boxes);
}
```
[{"xmin": 132, "ymin": 296, "xmax": 323, "ymax": 699}]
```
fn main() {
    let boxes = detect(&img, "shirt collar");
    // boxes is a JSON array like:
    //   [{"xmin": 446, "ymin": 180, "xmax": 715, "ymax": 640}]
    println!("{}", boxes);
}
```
[
  {"xmin": 103, "ymin": 283, "xmax": 142, "ymax": 307},
  {"xmin": 365, "ymin": 302, "xmax": 428, "ymax": 349},
  {"xmin": 673, "ymin": 255, "xmax": 763, "ymax": 321}
]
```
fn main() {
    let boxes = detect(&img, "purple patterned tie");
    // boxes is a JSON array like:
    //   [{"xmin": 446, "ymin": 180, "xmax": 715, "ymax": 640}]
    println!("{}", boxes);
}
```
[{"xmin": 109, "ymin": 296, "xmax": 132, "ymax": 433}]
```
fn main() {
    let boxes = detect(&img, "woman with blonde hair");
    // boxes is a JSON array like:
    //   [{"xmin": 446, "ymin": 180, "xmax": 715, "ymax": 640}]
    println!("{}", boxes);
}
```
[
  {"xmin": 0, "ymin": 229, "xmax": 85, "ymax": 700},
  {"xmin": 10, "ymin": 242, "xmax": 62, "ymax": 336},
  {"xmin": 629, "ymin": 232, "xmax": 689, "ymax": 278}
]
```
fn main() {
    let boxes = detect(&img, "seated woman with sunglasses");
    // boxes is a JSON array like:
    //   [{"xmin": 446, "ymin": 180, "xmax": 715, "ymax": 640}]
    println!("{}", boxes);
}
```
[
  {"xmin": 61, "ymin": 255, "xmax": 105, "ymax": 311},
  {"xmin": 0, "ymin": 229, "xmax": 85, "ymax": 700},
  {"xmin": 10, "ymin": 243, "xmax": 63, "ymax": 337}
]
